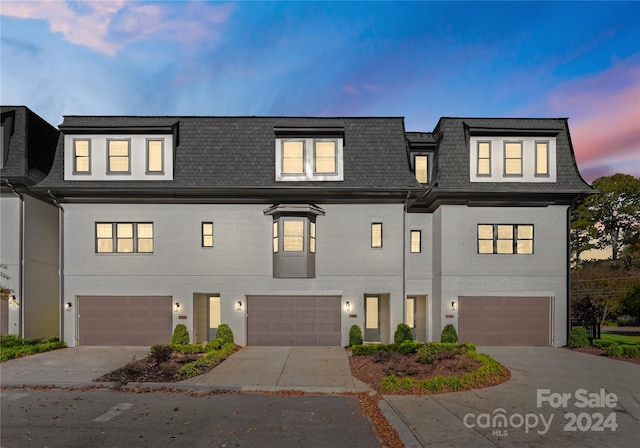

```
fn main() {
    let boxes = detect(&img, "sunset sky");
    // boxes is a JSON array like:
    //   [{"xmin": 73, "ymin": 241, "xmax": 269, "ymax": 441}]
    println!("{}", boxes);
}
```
[{"xmin": 1, "ymin": 1, "xmax": 638, "ymax": 183}]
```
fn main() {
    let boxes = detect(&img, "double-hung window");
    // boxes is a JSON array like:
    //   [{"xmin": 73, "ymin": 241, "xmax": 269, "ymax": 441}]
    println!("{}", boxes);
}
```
[
  {"xmin": 414, "ymin": 155, "xmax": 429, "ymax": 183},
  {"xmin": 504, "ymin": 141, "xmax": 522, "ymax": 176},
  {"xmin": 371, "ymin": 223, "xmax": 383, "ymax": 248},
  {"xmin": 314, "ymin": 141, "xmax": 337, "ymax": 174},
  {"xmin": 410, "ymin": 230, "xmax": 421, "ymax": 253},
  {"xmin": 107, "ymin": 139, "xmax": 130, "ymax": 173},
  {"xmin": 73, "ymin": 139, "xmax": 91, "ymax": 173},
  {"xmin": 535, "ymin": 141, "xmax": 549, "ymax": 176},
  {"xmin": 478, "ymin": 224, "xmax": 533, "ymax": 255},
  {"xmin": 96, "ymin": 222, "xmax": 154, "ymax": 253},
  {"xmin": 477, "ymin": 142, "xmax": 491, "ymax": 176},
  {"xmin": 202, "ymin": 222, "xmax": 214, "ymax": 247},
  {"xmin": 283, "ymin": 220, "xmax": 305, "ymax": 251},
  {"xmin": 147, "ymin": 139, "xmax": 164, "ymax": 173},
  {"xmin": 282, "ymin": 141, "xmax": 305, "ymax": 174}
]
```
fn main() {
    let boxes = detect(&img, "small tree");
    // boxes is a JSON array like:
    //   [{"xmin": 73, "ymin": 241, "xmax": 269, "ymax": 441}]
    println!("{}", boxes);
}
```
[
  {"xmin": 216, "ymin": 323, "xmax": 234, "ymax": 344},
  {"xmin": 440, "ymin": 324, "xmax": 458, "ymax": 343},
  {"xmin": 171, "ymin": 324, "xmax": 190, "ymax": 345},
  {"xmin": 394, "ymin": 323, "xmax": 413, "ymax": 344},
  {"xmin": 349, "ymin": 324, "xmax": 363, "ymax": 346},
  {"xmin": 568, "ymin": 327, "xmax": 589, "ymax": 348}
]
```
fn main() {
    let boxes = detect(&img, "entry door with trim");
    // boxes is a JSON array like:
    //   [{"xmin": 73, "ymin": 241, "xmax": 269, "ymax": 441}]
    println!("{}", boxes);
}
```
[
  {"xmin": 406, "ymin": 296, "xmax": 416, "ymax": 339},
  {"xmin": 365, "ymin": 295, "xmax": 380, "ymax": 342},
  {"xmin": 209, "ymin": 296, "xmax": 221, "ymax": 340}
]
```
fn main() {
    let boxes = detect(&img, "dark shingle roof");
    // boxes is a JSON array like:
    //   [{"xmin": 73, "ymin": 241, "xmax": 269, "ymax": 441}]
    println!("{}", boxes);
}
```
[
  {"xmin": 38, "ymin": 116, "xmax": 421, "ymax": 194},
  {"xmin": 1, "ymin": 106, "xmax": 59, "ymax": 186}
]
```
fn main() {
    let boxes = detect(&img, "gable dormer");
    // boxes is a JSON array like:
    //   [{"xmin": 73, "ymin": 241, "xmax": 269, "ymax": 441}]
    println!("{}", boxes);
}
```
[{"xmin": 61, "ymin": 121, "xmax": 178, "ymax": 181}]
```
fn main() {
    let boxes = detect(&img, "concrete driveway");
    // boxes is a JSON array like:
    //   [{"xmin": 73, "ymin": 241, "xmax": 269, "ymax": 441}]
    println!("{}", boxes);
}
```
[
  {"xmin": 190, "ymin": 346, "xmax": 368, "ymax": 393},
  {"xmin": 0, "ymin": 346, "xmax": 149, "ymax": 386},
  {"xmin": 386, "ymin": 347, "xmax": 640, "ymax": 448}
]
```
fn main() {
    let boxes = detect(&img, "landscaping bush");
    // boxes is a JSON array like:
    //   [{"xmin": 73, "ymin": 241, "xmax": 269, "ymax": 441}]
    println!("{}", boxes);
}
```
[
  {"xmin": 605, "ymin": 344, "xmax": 623, "ymax": 357},
  {"xmin": 394, "ymin": 340, "xmax": 420, "ymax": 355},
  {"xmin": 440, "ymin": 324, "xmax": 458, "ymax": 343},
  {"xmin": 394, "ymin": 323, "xmax": 413, "ymax": 344},
  {"xmin": 349, "ymin": 324, "xmax": 363, "ymax": 346},
  {"xmin": 216, "ymin": 324, "xmax": 234, "ymax": 345},
  {"xmin": 173, "ymin": 344, "xmax": 205, "ymax": 354},
  {"xmin": 0, "ymin": 336, "xmax": 66, "ymax": 362},
  {"xmin": 417, "ymin": 342, "xmax": 464, "ymax": 364},
  {"xmin": 592, "ymin": 339, "xmax": 613, "ymax": 349},
  {"xmin": 0, "ymin": 335, "xmax": 23, "ymax": 348},
  {"xmin": 150, "ymin": 344, "xmax": 173, "ymax": 363},
  {"xmin": 171, "ymin": 324, "xmax": 190, "ymax": 346},
  {"xmin": 568, "ymin": 326, "xmax": 589, "ymax": 348},
  {"xmin": 205, "ymin": 339, "xmax": 223, "ymax": 351},
  {"xmin": 351, "ymin": 344, "xmax": 391, "ymax": 356},
  {"xmin": 621, "ymin": 345, "xmax": 640, "ymax": 358}
]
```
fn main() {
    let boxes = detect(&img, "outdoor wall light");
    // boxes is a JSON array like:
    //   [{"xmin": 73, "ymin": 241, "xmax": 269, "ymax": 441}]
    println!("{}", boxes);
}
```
[
  {"xmin": 236, "ymin": 300, "xmax": 243, "ymax": 311},
  {"xmin": 345, "ymin": 301, "xmax": 351, "ymax": 312},
  {"xmin": 65, "ymin": 301, "xmax": 72, "ymax": 311},
  {"xmin": 9, "ymin": 295, "xmax": 19, "ymax": 308},
  {"xmin": 451, "ymin": 301, "xmax": 457, "ymax": 311},
  {"xmin": 174, "ymin": 302, "xmax": 180, "ymax": 312}
]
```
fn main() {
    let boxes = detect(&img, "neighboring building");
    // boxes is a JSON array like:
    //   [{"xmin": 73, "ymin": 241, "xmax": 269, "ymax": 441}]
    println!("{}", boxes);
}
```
[
  {"xmin": 33, "ymin": 114, "xmax": 592, "ymax": 347},
  {"xmin": 0, "ymin": 106, "xmax": 60, "ymax": 338}
]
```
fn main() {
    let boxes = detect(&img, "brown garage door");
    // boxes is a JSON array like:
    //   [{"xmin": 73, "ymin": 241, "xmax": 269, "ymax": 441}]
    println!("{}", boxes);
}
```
[
  {"xmin": 78, "ymin": 296, "xmax": 172, "ymax": 346},
  {"xmin": 458, "ymin": 296, "xmax": 551, "ymax": 346},
  {"xmin": 247, "ymin": 296, "xmax": 341, "ymax": 346}
]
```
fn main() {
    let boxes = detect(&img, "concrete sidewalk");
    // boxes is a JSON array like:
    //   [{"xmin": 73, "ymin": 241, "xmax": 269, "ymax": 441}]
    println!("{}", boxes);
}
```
[
  {"xmin": 184, "ymin": 345, "xmax": 371, "ymax": 393},
  {"xmin": 0, "ymin": 346, "xmax": 149, "ymax": 387}
]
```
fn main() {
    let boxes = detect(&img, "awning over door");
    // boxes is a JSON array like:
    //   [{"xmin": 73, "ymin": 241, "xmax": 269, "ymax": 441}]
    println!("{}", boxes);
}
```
[
  {"xmin": 78, "ymin": 296, "xmax": 172, "ymax": 346},
  {"xmin": 458, "ymin": 296, "xmax": 551, "ymax": 346},
  {"xmin": 247, "ymin": 295, "xmax": 341, "ymax": 346}
]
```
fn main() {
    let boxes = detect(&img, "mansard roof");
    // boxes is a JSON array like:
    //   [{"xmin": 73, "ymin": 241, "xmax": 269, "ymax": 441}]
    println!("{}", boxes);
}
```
[
  {"xmin": 1, "ymin": 106, "xmax": 59, "ymax": 186},
  {"xmin": 38, "ymin": 116, "xmax": 421, "ymax": 198}
]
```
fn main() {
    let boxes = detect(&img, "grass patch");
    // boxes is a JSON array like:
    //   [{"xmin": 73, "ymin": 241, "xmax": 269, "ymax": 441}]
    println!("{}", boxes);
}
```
[
  {"xmin": 600, "ymin": 334, "xmax": 640, "ymax": 346},
  {"xmin": 0, "ymin": 335, "xmax": 66, "ymax": 362}
]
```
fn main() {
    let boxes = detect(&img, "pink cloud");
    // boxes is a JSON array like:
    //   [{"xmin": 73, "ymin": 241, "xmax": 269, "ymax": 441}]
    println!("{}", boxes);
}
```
[
  {"xmin": 1, "ymin": 1, "xmax": 234, "ymax": 56},
  {"xmin": 547, "ymin": 55, "xmax": 640, "ymax": 181}
]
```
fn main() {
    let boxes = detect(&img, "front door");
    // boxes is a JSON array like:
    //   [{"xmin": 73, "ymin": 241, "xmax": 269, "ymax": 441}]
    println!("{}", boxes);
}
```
[
  {"xmin": 209, "ymin": 296, "xmax": 221, "ymax": 340},
  {"xmin": 406, "ymin": 296, "xmax": 416, "ymax": 339},
  {"xmin": 365, "ymin": 295, "xmax": 380, "ymax": 342}
]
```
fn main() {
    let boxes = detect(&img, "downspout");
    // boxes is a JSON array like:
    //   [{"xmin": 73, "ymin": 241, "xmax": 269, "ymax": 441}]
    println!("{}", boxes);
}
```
[
  {"xmin": 402, "ymin": 192, "xmax": 410, "ymax": 327},
  {"xmin": 566, "ymin": 199, "xmax": 577, "ymax": 346},
  {"xmin": 47, "ymin": 190, "xmax": 64, "ymax": 342},
  {"xmin": 4, "ymin": 180, "xmax": 23, "ymax": 337}
]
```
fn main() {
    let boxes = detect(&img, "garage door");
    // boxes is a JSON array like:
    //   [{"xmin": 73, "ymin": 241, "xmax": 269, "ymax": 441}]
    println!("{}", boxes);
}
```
[
  {"xmin": 458, "ymin": 296, "xmax": 551, "ymax": 346},
  {"xmin": 78, "ymin": 296, "xmax": 172, "ymax": 346},
  {"xmin": 247, "ymin": 296, "xmax": 341, "ymax": 346}
]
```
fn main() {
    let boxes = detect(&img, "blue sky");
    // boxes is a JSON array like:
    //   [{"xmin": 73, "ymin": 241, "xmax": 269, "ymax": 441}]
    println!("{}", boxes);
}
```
[{"xmin": 1, "ymin": 1, "xmax": 639, "ymax": 182}]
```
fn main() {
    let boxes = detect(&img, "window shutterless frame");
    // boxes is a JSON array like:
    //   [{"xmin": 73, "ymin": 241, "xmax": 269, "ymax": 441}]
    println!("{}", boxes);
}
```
[
  {"xmin": 313, "ymin": 139, "xmax": 338, "ymax": 175},
  {"xmin": 73, "ymin": 138, "xmax": 91, "ymax": 174},
  {"xmin": 477, "ymin": 224, "xmax": 534, "ymax": 255},
  {"xmin": 146, "ymin": 139, "xmax": 164, "ymax": 174},
  {"xmin": 95, "ymin": 222, "xmax": 153, "ymax": 253},
  {"xmin": 410, "ymin": 230, "xmax": 421, "ymax": 253},
  {"xmin": 281, "ymin": 140, "xmax": 306, "ymax": 175},
  {"xmin": 413, "ymin": 154, "xmax": 429, "ymax": 183},
  {"xmin": 371, "ymin": 222, "xmax": 383, "ymax": 248},
  {"xmin": 202, "ymin": 222, "xmax": 214, "ymax": 247},
  {"xmin": 106, "ymin": 139, "xmax": 131, "ymax": 174},
  {"xmin": 477, "ymin": 141, "xmax": 491, "ymax": 176},
  {"xmin": 535, "ymin": 140, "xmax": 549, "ymax": 177},
  {"xmin": 503, "ymin": 141, "xmax": 523, "ymax": 176}
]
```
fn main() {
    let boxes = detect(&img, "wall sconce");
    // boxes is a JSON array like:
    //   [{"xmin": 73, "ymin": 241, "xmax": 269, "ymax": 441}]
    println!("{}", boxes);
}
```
[
  {"xmin": 65, "ymin": 301, "xmax": 72, "ymax": 311},
  {"xmin": 345, "ymin": 301, "xmax": 351, "ymax": 312},
  {"xmin": 451, "ymin": 301, "xmax": 457, "ymax": 311},
  {"xmin": 174, "ymin": 302, "xmax": 180, "ymax": 312},
  {"xmin": 236, "ymin": 300, "xmax": 243, "ymax": 311},
  {"xmin": 9, "ymin": 295, "xmax": 19, "ymax": 308}
]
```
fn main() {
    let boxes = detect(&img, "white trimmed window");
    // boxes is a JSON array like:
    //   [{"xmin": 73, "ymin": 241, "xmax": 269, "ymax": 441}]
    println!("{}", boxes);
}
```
[
  {"xmin": 73, "ymin": 139, "xmax": 91, "ymax": 173},
  {"xmin": 535, "ymin": 141, "xmax": 549, "ymax": 176},
  {"xmin": 147, "ymin": 139, "xmax": 164, "ymax": 173},
  {"xmin": 478, "ymin": 224, "xmax": 533, "ymax": 255},
  {"xmin": 96, "ymin": 222, "xmax": 153, "ymax": 253},
  {"xmin": 107, "ymin": 139, "xmax": 130, "ymax": 173},
  {"xmin": 314, "ymin": 140, "xmax": 337, "ymax": 174},
  {"xmin": 276, "ymin": 138, "xmax": 343, "ymax": 181},
  {"xmin": 504, "ymin": 141, "xmax": 523, "ymax": 176},
  {"xmin": 202, "ymin": 222, "xmax": 213, "ymax": 247},
  {"xmin": 371, "ymin": 223, "xmax": 383, "ymax": 248},
  {"xmin": 477, "ymin": 142, "xmax": 491, "ymax": 176},
  {"xmin": 282, "ymin": 140, "xmax": 305, "ymax": 174},
  {"xmin": 410, "ymin": 230, "xmax": 421, "ymax": 253},
  {"xmin": 414, "ymin": 155, "xmax": 429, "ymax": 183}
]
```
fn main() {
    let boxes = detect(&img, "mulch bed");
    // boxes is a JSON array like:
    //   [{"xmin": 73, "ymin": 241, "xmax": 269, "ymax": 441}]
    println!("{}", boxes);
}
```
[
  {"xmin": 95, "ymin": 352, "xmax": 217, "ymax": 383},
  {"xmin": 566, "ymin": 346, "xmax": 640, "ymax": 364},
  {"xmin": 348, "ymin": 350, "xmax": 509, "ymax": 394}
]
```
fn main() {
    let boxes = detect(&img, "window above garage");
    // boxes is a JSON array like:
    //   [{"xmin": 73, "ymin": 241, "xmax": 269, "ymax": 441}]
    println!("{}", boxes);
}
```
[{"xmin": 264, "ymin": 204, "xmax": 325, "ymax": 278}]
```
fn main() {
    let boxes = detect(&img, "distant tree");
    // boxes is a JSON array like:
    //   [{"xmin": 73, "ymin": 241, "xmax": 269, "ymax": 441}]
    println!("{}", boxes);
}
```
[{"xmin": 573, "ymin": 174, "xmax": 640, "ymax": 261}]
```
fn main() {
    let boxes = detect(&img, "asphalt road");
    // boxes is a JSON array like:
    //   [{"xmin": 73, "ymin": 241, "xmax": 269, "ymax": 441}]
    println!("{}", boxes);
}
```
[{"xmin": 0, "ymin": 388, "xmax": 382, "ymax": 447}]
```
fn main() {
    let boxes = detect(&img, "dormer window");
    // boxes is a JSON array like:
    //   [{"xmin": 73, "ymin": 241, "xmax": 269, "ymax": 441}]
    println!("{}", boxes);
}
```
[
  {"xmin": 146, "ymin": 139, "xmax": 164, "ymax": 173},
  {"xmin": 73, "ymin": 139, "xmax": 91, "ymax": 173},
  {"xmin": 504, "ymin": 141, "xmax": 523, "ymax": 176},
  {"xmin": 413, "ymin": 154, "xmax": 429, "ymax": 183},
  {"xmin": 274, "ymin": 127, "xmax": 344, "ymax": 181},
  {"xmin": 107, "ymin": 139, "xmax": 130, "ymax": 173}
]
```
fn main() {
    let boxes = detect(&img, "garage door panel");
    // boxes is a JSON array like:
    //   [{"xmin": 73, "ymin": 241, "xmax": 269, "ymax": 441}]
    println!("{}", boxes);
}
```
[
  {"xmin": 247, "ymin": 296, "xmax": 341, "ymax": 346},
  {"xmin": 79, "ymin": 296, "xmax": 172, "ymax": 346},
  {"xmin": 459, "ymin": 296, "xmax": 550, "ymax": 346}
]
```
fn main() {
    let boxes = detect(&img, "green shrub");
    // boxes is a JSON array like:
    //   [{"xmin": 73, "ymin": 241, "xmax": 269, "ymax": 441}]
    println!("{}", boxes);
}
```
[
  {"xmin": 150, "ymin": 344, "xmax": 173, "ymax": 363},
  {"xmin": 394, "ymin": 323, "xmax": 413, "ymax": 344},
  {"xmin": 440, "ymin": 324, "xmax": 458, "ymax": 343},
  {"xmin": 417, "ymin": 342, "xmax": 463, "ymax": 364},
  {"xmin": 349, "ymin": 324, "xmax": 363, "ymax": 346},
  {"xmin": 605, "ymin": 344, "xmax": 623, "ymax": 357},
  {"xmin": 621, "ymin": 345, "xmax": 640, "ymax": 358},
  {"xmin": 592, "ymin": 339, "xmax": 613, "ymax": 349},
  {"xmin": 216, "ymin": 324, "xmax": 234, "ymax": 344},
  {"xmin": 351, "ymin": 344, "xmax": 389, "ymax": 356},
  {"xmin": 0, "ymin": 335, "xmax": 23, "ymax": 348},
  {"xmin": 205, "ymin": 339, "xmax": 223, "ymax": 351},
  {"xmin": 568, "ymin": 326, "xmax": 589, "ymax": 348},
  {"xmin": 395, "ymin": 340, "xmax": 419, "ymax": 355},
  {"xmin": 173, "ymin": 344, "xmax": 205, "ymax": 354},
  {"xmin": 171, "ymin": 324, "xmax": 190, "ymax": 346},
  {"xmin": 0, "ymin": 347, "xmax": 17, "ymax": 362}
]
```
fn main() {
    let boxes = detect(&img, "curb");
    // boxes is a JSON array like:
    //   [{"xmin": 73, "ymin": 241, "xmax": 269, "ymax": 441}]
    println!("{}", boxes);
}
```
[{"xmin": 379, "ymin": 398, "xmax": 424, "ymax": 448}]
